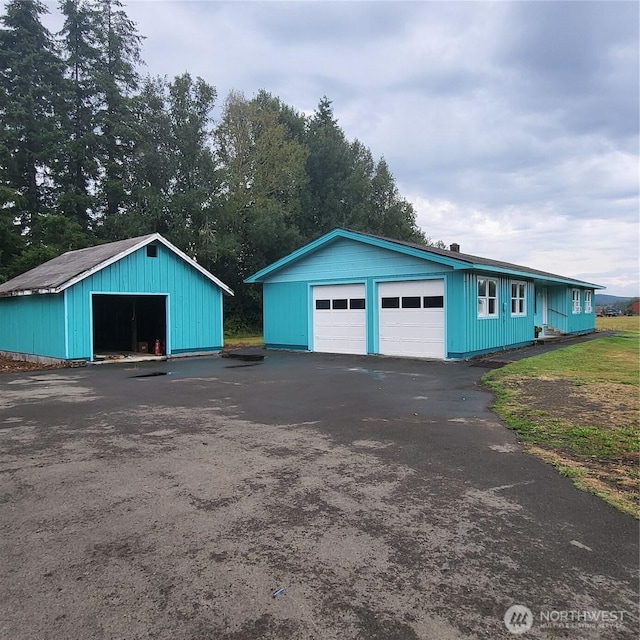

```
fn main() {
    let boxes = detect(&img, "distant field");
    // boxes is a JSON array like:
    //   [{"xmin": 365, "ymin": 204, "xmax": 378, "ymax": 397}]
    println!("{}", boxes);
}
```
[
  {"xmin": 596, "ymin": 315, "xmax": 640, "ymax": 333},
  {"xmin": 485, "ymin": 320, "xmax": 639, "ymax": 518}
]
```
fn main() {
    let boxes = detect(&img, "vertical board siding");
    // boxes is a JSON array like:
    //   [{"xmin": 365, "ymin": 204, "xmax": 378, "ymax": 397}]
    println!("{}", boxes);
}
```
[
  {"xmin": 263, "ymin": 282, "xmax": 308, "ymax": 348},
  {"xmin": 448, "ymin": 273, "xmax": 536, "ymax": 357},
  {"xmin": 0, "ymin": 294, "xmax": 66, "ymax": 358},
  {"xmin": 267, "ymin": 238, "xmax": 453, "ymax": 283},
  {"xmin": 65, "ymin": 244, "xmax": 223, "ymax": 359}
]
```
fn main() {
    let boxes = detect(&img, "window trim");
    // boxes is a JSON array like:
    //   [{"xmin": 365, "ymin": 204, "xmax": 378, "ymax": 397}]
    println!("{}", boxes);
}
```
[
  {"xmin": 572, "ymin": 289, "xmax": 581, "ymax": 314},
  {"xmin": 510, "ymin": 281, "xmax": 526, "ymax": 316},
  {"xmin": 478, "ymin": 277, "xmax": 498, "ymax": 318},
  {"xmin": 584, "ymin": 290, "xmax": 593, "ymax": 314}
]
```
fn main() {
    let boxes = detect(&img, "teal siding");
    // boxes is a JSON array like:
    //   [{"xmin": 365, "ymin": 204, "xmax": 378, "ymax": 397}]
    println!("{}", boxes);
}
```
[
  {"xmin": 255, "ymin": 235, "xmax": 597, "ymax": 360},
  {"xmin": 0, "ymin": 294, "xmax": 66, "ymax": 358},
  {"xmin": 63, "ymin": 243, "xmax": 224, "ymax": 359},
  {"xmin": 447, "ymin": 273, "xmax": 535, "ymax": 358},
  {"xmin": 263, "ymin": 282, "xmax": 308, "ymax": 349},
  {"xmin": 267, "ymin": 238, "xmax": 453, "ymax": 283}
]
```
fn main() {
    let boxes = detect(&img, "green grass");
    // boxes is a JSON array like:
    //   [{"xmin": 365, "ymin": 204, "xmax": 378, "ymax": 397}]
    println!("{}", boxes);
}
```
[
  {"xmin": 223, "ymin": 333, "xmax": 264, "ymax": 348},
  {"xmin": 484, "ymin": 327, "xmax": 639, "ymax": 517},
  {"xmin": 490, "ymin": 335, "xmax": 638, "ymax": 385}
]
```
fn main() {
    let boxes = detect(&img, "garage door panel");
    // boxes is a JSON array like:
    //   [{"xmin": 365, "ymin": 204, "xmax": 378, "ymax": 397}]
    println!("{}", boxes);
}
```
[
  {"xmin": 378, "ymin": 280, "xmax": 444, "ymax": 359},
  {"xmin": 313, "ymin": 284, "xmax": 366, "ymax": 355}
]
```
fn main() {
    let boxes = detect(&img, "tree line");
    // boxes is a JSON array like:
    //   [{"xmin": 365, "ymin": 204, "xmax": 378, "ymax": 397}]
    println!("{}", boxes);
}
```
[{"xmin": 0, "ymin": 0, "xmax": 433, "ymax": 329}]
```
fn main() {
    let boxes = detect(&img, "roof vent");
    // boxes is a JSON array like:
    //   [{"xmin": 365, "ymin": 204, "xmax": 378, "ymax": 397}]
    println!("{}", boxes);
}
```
[{"xmin": 450, "ymin": 243, "xmax": 460, "ymax": 253}]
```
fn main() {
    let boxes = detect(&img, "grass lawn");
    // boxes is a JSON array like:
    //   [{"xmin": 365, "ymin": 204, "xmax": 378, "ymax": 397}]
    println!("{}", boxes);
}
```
[
  {"xmin": 484, "ymin": 315, "xmax": 639, "ymax": 518},
  {"xmin": 223, "ymin": 333, "xmax": 264, "ymax": 348}
]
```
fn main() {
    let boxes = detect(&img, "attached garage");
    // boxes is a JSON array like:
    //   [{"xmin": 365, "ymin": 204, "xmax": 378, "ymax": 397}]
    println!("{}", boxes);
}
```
[
  {"xmin": 378, "ymin": 280, "xmax": 444, "ymax": 359},
  {"xmin": 0, "ymin": 234, "xmax": 233, "ymax": 363},
  {"xmin": 312, "ymin": 284, "xmax": 366, "ymax": 354},
  {"xmin": 246, "ymin": 228, "xmax": 602, "ymax": 360}
]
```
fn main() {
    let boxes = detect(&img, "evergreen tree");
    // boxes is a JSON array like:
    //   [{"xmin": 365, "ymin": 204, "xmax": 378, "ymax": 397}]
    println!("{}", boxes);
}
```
[
  {"xmin": 57, "ymin": 0, "xmax": 101, "ymax": 229},
  {"xmin": 92, "ymin": 0, "xmax": 142, "ymax": 223},
  {"xmin": 0, "ymin": 0, "xmax": 65, "ymax": 233}
]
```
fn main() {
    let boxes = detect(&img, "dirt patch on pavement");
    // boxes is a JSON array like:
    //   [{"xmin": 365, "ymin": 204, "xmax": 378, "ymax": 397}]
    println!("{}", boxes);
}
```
[{"xmin": 0, "ymin": 355, "xmax": 65, "ymax": 374}]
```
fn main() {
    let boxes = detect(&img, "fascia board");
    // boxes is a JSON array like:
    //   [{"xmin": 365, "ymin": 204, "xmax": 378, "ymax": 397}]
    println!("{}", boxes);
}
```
[
  {"xmin": 467, "ymin": 264, "xmax": 604, "ymax": 289},
  {"xmin": 54, "ymin": 233, "xmax": 234, "ymax": 296},
  {"xmin": 245, "ymin": 228, "xmax": 466, "ymax": 283},
  {"xmin": 154, "ymin": 235, "xmax": 234, "ymax": 296},
  {"xmin": 245, "ymin": 229, "xmax": 346, "ymax": 283}
]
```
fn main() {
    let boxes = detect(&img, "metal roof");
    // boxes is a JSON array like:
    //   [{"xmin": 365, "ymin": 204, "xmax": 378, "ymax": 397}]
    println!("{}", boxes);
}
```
[
  {"xmin": 245, "ymin": 228, "xmax": 604, "ymax": 289},
  {"xmin": 0, "ymin": 233, "xmax": 234, "ymax": 297}
]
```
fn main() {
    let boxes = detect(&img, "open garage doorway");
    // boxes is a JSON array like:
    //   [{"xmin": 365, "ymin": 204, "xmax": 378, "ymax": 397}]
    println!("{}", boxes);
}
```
[{"xmin": 92, "ymin": 294, "xmax": 167, "ymax": 358}]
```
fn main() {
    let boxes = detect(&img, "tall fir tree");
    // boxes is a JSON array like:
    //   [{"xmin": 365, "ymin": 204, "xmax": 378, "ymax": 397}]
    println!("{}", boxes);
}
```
[
  {"xmin": 0, "ymin": 0, "xmax": 65, "ymax": 235},
  {"xmin": 57, "ymin": 0, "xmax": 101, "ymax": 230},
  {"xmin": 92, "ymin": 0, "xmax": 142, "ymax": 223}
]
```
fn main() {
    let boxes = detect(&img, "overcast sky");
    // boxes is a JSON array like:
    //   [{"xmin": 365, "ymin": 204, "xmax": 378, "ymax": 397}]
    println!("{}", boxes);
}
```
[{"xmin": 36, "ymin": 1, "xmax": 639, "ymax": 296}]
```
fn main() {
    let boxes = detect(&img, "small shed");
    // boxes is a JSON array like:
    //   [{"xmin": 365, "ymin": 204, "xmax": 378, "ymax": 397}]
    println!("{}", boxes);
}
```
[
  {"xmin": 246, "ymin": 228, "xmax": 603, "ymax": 360},
  {"xmin": 0, "ymin": 233, "xmax": 233, "ymax": 363}
]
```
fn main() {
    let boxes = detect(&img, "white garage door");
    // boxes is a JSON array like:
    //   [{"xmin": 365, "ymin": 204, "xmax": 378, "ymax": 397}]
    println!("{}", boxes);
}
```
[
  {"xmin": 378, "ymin": 280, "xmax": 445, "ymax": 359},
  {"xmin": 312, "ymin": 284, "xmax": 367, "ymax": 355}
]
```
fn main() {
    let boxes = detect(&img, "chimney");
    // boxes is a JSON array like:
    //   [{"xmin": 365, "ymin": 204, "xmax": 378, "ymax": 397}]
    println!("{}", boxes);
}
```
[{"xmin": 450, "ymin": 243, "xmax": 460, "ymax": 253}]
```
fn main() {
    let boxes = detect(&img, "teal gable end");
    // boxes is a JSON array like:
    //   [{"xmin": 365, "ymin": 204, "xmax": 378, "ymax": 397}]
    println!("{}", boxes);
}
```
[
  {"xmin": 247, "ymin": 228, "xmax": 602, "ymax": 360},
  {"xmin": 0, "ymin": 234, "xmax": 232, "ymax": 363}
]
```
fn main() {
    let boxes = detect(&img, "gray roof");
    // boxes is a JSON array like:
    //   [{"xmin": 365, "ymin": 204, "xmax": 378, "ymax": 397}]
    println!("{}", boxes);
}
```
[
  {"xmin": 246, "ymin": 227, "xmax": 603, "ymax": 289},
  {"xmin": 353, "ymin": 229, "xmax": 603, "ymax": 287},
  {"xmin": 0, "ymin": 234, "xmax": 233, "ymax": 297}
]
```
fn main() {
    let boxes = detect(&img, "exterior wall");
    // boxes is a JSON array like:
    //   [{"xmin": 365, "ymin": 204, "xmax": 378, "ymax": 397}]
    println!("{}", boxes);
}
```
[
  {"xmin": 263, "ymin": 282, "xmax": 309, "ymax": 349},
  {"xmin": 447, "ymin": 272, "xmax": 535, "ymax": 358},
  {"xmin": 567, "ymin": 287, "xmax": 596, "ymax": 333},
  {"xmin": 261, "ymin": 239, "xmax": 454, "ymax": 352},
  {"xmin": 545, "ymin": 286, "xmax": 595, "ymax": 334},
  {"xmin": 65, "ymin": 243, "xmax": 224, "ymax": 359},
  {"xmin": 0, "ymin": 294, "xmax": 66, "ymax": 359},
  {"xmin": 258, "ymin": 237, "xmax": 597, "ymax": 360}
]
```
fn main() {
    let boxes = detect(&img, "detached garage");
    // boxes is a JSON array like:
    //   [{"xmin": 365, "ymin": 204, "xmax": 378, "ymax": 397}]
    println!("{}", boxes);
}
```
[
  {"xmin": 245, "ymin": 228, "xmax": 602, "ymax": 360},
  {"xmin": 0, "ymin": 234, "xmax": 233, "ymax": 363}
]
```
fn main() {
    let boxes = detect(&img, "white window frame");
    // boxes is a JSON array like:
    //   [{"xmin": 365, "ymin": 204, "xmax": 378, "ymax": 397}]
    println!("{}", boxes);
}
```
[
  {"xmin": 584, "ymin": 290, "xmax": 593, "ymax": 314},
  {"xmin": 510, "ymin": 281, "xmax": 526, "ymax": 316},
  {"xmin": 572, "ymin": 289, "xmax": 581, "ymax": 314},
  {"xmin": 478, "ymin": 278, "xmax": 498, "ymax": 318}
]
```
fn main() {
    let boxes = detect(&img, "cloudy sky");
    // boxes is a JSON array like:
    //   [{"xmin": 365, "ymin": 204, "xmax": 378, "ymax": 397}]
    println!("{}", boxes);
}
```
[{"xmin": 38, "ymin": 1, "xmax": 639, "ymax": 296}]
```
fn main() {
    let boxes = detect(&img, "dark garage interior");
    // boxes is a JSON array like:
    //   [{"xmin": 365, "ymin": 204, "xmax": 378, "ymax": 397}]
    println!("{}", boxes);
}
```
[{"xmin": 92, "ymin": 294, "xmax": 166, "ymax": 355}]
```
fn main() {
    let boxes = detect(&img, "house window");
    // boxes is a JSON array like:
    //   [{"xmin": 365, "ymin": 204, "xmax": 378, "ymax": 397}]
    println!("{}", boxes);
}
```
[
  {"xmin": 349, "ymin": 298, "xmax": 365, "ymax": 310},
  {"xmin": 478, "ymin": 278, "xmax": 498, "ymax": 317},
  {"xmin": 332, "ymin": 299, "xmax": 348, "ymax": 310},
  {"xmin": 146, "ymin": 244, "xmax": 158, "ymax": 258},
  {"xmin": 511, "ymin": 282, "xmax": 526, "ymax": 316},
  {"xmin": 584, "ymin": 291, "xmax": 593, "ymax": 314},
  {"xmin": 572, "ymin": 289, "xmax": 581, "ymax": 314},
  {"xmin": 315, "ymin": 299, "xmax": 330, "ymax": 310}
]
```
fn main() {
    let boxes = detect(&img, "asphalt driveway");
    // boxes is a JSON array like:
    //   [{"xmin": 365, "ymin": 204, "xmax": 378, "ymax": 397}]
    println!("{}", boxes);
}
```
[{"xmin": 1, "ymin": 350, "xmax": 638, "ymax": 639}]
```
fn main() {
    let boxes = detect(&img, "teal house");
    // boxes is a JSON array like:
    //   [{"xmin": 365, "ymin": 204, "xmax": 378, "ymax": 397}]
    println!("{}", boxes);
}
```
[
  {"xmin": 0, "ymin": 234, "xmax": 233, "ymax": 363},
  {"xmin": 246, "ymin": 228, "xmax": 602, "ymax": 360}
]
